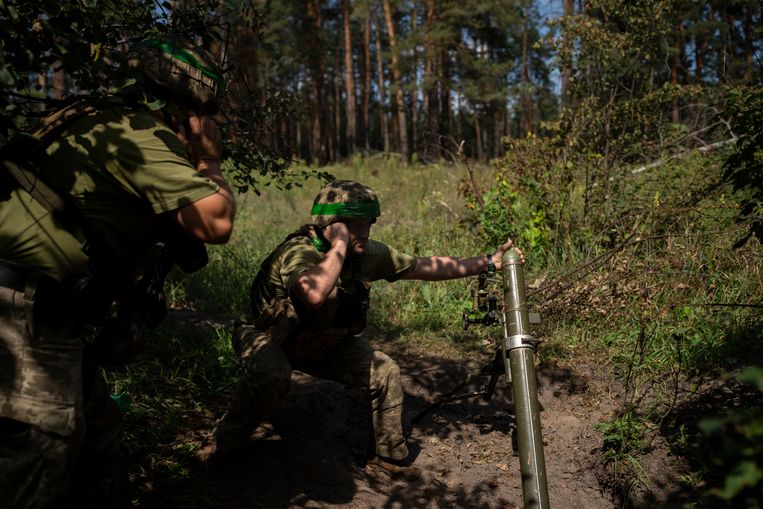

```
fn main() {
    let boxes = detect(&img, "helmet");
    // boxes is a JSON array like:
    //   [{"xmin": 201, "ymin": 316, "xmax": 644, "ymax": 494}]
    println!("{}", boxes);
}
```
[
  {"xmin": 311, "ymin": 180, "xmax": 381, "ymax": 227},
  {"xmin": 128, "ymin": 36, "xmax": 225, "ymax": 113}
]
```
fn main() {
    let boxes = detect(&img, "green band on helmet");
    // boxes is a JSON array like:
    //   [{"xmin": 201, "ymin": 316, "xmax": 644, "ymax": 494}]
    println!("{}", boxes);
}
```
[
  {"xmin": 135, "ymin": 38, "xmax": 225, "ymax": 90},
  {"xmin": 311, "ymin": 200, "xmax": 381, "ymax": 218}
]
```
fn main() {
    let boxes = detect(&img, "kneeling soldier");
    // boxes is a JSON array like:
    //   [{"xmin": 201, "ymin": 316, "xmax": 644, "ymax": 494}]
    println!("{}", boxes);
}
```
[{"xmin": 213, "ymin": 180, "xmax": 520, "ymax": 476}]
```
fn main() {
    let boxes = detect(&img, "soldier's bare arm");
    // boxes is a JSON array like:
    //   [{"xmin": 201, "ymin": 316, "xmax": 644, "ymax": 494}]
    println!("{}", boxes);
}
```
[
  {"xmin": 291, "ymin": 222, "xmax": 350, "ymax": 308},
  {"xmin": 402, "ymin": 239, "xmax": 523, "ymax": 281},
  {"xmin": 174, "ymin": 111, "xmax": 236, "ymax": 244}
]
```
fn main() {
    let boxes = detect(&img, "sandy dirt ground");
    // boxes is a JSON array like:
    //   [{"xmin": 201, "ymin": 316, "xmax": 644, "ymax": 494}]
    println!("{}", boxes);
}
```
[{"xmin": 125, "ymin": 319, "xmax": 692, "ymax": 509}]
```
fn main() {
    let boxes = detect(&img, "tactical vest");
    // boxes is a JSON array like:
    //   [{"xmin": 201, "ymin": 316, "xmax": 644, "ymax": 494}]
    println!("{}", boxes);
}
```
[{"xmin": 248, "ymin": 225, "xmax": 371, "ymax": 360}]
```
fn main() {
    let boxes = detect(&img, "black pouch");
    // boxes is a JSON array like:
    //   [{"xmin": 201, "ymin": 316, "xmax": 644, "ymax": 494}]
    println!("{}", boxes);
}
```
[
  {"xmin": 33, "ymin": 272, "xmax": 112, "ymax": 326},
  {"xmin": 89, "ymin": 242, "xmax": 170, "ymax": 366},
  {"xmin": 333, "ymin": 279, "xmax": 371, "ymax": 335}
]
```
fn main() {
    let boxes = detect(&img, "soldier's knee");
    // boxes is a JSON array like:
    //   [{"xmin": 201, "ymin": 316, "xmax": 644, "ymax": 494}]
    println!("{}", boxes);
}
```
[
  {"xmin": 371, "ymin": 351, "xmax": 401, "ymax": 386},
  {"xmin": 269, "ymin": 371, "xmax": 292, "ymax": 398},
  {"xmin": 240, "ymin": 367, "xmax": 291, "ymax": 399}
]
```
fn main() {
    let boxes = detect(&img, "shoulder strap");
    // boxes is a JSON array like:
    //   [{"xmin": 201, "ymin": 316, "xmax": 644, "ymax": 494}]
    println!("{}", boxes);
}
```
[{"xmin": 29, "ymin": 97, "xmax": 123, "ymax": 148}]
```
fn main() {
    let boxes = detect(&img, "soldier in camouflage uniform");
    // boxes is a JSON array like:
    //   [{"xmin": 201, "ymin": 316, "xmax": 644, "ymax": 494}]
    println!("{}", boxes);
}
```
[
  {"xmin": 212, "ymin": 180, "xmax": 520, "ymax": 476},
  {"xmin": 0, "ymin": 36, "xmax": 236, "ymax": 508}
]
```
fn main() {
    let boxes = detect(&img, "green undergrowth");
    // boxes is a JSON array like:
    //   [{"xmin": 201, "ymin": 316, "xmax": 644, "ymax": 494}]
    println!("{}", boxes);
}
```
[
  {"xmin": 105, "ymin": 322, "xmax": 236, "ymax": 503},
  {"xmin": 108, "ymin": 145, "xmax": 762, "ymax": 505},
  {"xmin": 479, "ymin": 121, "xmax": 762, "ymax": 502}
]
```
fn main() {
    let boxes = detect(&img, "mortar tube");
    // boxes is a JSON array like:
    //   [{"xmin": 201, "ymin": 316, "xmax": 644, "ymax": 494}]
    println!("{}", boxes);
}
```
[{"xmin": 502, "ymin": 249, "xmax": 550, "ymax": 509}]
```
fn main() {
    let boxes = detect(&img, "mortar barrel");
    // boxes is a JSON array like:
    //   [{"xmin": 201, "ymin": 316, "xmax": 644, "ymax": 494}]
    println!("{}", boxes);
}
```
[{"xmin": 502, "ymin": 249, "xmax": 550, "ymax": 509}]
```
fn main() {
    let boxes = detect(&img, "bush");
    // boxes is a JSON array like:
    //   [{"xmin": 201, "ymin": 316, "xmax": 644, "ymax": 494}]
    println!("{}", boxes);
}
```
[
  {"xmin": 723, "ymin": 86, "xmax": 763, "ymax": 247},
  {"xmin": 698, "ymin": 367, "xmax": 763, "ymax": 508}
]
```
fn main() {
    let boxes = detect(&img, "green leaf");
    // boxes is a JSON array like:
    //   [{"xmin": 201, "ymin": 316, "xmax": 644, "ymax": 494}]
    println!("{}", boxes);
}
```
[
  {"xmin": 6, "ymin": 5, "xmax": 19, "ymax": 21},
  {"xmin": 718, "ymin": 461, "xmax": 763, "ymax": 499},
  {"xmin": 737, "ymin": 366, "xmax": 763, "ymax": 392}
]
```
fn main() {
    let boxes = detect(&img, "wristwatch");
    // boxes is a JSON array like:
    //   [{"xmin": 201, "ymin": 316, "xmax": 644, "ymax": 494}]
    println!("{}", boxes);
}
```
[{"xmin": 486, "ymin": 253, "xmax": 496, "ymax": 273}]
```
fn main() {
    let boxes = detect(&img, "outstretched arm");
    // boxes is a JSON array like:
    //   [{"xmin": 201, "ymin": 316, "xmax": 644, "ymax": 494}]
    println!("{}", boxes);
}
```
[{"xmin": 402, "ymin": 238, "xmax": 524, "ymax": 281}]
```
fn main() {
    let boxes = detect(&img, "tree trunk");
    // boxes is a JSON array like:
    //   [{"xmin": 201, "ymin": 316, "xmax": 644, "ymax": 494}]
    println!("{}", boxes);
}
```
[
  {"xmin": 493, "ymin": 107, "xmax": 503, "ymax": 157},
  {"xmin": 561, "ymin": 0, "xmax": 574, "ymax": 109},
  {"xmin": 232, "ymin": 22, "xmax": 259, "ymax": 109},
  {"xmin": 410, "ymin": 3, "xmax": 418, "ymax": 157},
  {"xmin": 670, "ymin": 1, "xmax": 684, "ymax": 123},
  {"xmin": 52, "ymin": 61, "xmax": 67, "ymax": 100},
  {"xmin": 343, "ymin": 0, "xmax": 357, "ymax": 156},
  {"xmin": 743, "ymin": 4, "xmax": 754, "ymax": 82},
  {"xmin": 382, "ymin": 0, "xmax": 409, "ymax": 160},
  {"xmin": 439, "ymin": 49, "xmax": 450, "ymax": 145},
  {"xmin": 373, "ymin": 5, "xmax": 390, "ymax": 153},
  {"xmin": 503, "ymin": 106, "xmax": 509, "ymax": 142},
  {"xmin": 694, "ymin": 4, "xmax": 711, "ymax": 82},
  {"xmin": 519, "ymin": 20, "xmax": 532, "ymax": 135},
  {"xmin": 390, "ymin": 99, "xmax": 400, "ymax": 153},
  {"xmin": 332, "ymin": 53, "xmax": 341, "ymax": 160},
  {"xmin": 719, "ymin": 2, "xmax": 733, "ymax": 80},
  {"xmin": 423, "ymin": 0, "xmax": 438, "ymax": 160},
  {"xmin": 474, "ymin": 115, "xmax": 484, "ymax": 162},
  {"xmin": 297, "ymin": 114, "xmax": 303, "ymax": 161},
  {"xmin": 362, "ymin": 2, "xmax": 371, "ymax": 150},
  {"xmin": 307, "ymin": 0, "xmax": 326, "ymax": 165}
]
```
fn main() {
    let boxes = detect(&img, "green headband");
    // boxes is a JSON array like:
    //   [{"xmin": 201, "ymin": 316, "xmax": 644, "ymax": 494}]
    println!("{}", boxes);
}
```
[
  {"xmin": 135, "ymin": 38, "xmax": 225, "ymax": 91},
  {"xmin": 311, "ymin": 200, "xmax": 381, "ymax": 218}
]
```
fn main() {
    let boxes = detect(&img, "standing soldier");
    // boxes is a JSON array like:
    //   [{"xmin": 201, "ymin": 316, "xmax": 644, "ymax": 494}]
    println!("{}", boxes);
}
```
[
  {"xmin": 211, "ymin": 180, "xmax": 520, "ymax": 477},
  {"xmin": 0, "ymin": 36, "xmax": 236, "ymax": 507}
]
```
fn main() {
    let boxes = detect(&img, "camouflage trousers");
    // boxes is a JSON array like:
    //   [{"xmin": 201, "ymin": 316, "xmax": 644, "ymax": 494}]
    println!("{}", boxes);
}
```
[
  {"xmin": 0, "ymin": 284, "xmax": 127, "ymax": 508},
  {"xmin": 216, "ymin": 323, "xmax": 409, "ymax": 461}
]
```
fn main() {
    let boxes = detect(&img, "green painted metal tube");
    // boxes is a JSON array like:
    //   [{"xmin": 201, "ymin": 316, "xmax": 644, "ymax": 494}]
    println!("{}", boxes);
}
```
[{"xmin": 501, "ymin": 249, "xmax": 550, "ymax": 509}]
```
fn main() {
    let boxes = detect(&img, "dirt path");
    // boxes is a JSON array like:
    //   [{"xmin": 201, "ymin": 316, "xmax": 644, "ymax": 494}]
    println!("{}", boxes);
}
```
[{"xmin": 129, "ymin": 324, "xmax": 628, "ymax": 508}]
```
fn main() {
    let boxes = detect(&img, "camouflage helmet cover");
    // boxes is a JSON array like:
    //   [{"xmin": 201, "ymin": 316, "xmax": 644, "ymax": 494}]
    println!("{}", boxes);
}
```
[
  {"xmin": 128, "ymin": 35, "xmax": 225, "ymax": 112},
  {"xmin": 311, "ymin": 180, "xmax": 381, "ymax": 227}
]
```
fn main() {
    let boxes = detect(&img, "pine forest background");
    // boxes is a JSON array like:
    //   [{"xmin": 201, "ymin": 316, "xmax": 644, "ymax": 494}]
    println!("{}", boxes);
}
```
[{"xmin": 2, "ymin": 0, "xmax": 763, "ymax": 506}]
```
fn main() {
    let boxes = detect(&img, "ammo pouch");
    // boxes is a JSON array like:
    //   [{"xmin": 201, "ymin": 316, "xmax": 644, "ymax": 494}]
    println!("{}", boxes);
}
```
[
  {"xmin": 254, "ymin": 297, "xmax": 300, "ymax": 346},
  {"xmin": 333, "ymin": 279, "xmax": 370, "ymax": 336},
  {"xmin": 255, "ymin": 279, "xmax": 371, "ymax": 363}
]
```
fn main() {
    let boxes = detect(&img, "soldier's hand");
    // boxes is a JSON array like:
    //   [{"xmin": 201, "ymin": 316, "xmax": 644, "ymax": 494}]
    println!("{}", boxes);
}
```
[
  {"xmin": 323, "ymin": 222, "xmax": 350, "ymax": 248},
  {"xmin": 176, "ymin": 111, "xmax": 222, "ymax": 166},
  {"xmin": 492, "ymin": 238, "xmax": 525, "ymax": 271}
]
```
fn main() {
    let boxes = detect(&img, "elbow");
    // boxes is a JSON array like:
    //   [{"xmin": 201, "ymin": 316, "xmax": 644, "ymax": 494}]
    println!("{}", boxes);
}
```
[
  {"xmin": 302, "ymin": 289, "xmax": 327, "ymax": 309},
  {"xmin": 177, "ymin": 195, "xmax": 236, "ymax": 244},
  {"xmin": 199, "ymin": 218, "xmax": 234, "ymax": 244},
  {"xmin": 185, "ymin": 216, "xmax": 234, "ymax": 244},
  {"xmin": 297, "ymin": 282, "xmax": 329, "ymax": 308}
]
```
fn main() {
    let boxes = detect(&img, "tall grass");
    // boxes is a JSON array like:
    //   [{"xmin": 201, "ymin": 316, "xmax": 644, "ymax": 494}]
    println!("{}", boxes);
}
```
[{"xmin": 173, "ymin": 155, "xmax": 500, "ymax": 353}]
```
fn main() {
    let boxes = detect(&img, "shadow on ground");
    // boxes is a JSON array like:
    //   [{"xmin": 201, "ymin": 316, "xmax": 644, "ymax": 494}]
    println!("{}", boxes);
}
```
[{"xmin": 113, "ymin": 311, "xmax": 723, "ymax": 508}]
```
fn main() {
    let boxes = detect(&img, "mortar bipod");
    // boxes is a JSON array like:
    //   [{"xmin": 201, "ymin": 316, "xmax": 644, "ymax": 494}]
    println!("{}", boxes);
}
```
[{"xmin": 410, "ymin": 348, "xmax": 509, "ymax": 423}]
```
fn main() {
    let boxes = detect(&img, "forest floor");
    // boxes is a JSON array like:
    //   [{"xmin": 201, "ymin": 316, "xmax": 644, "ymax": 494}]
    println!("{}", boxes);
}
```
[{"xmin": 125, "ymin": 315, "xmax": 693, "ymax": 509}]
